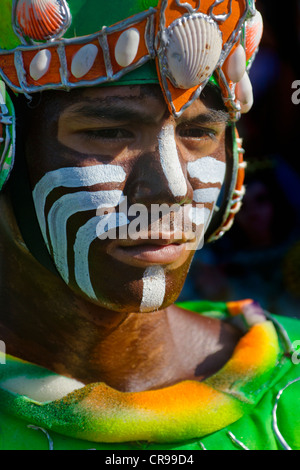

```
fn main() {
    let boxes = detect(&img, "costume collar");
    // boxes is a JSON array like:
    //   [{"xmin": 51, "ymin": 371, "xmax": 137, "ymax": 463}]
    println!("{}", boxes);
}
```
[{"xmin": 0, "ymin": 300, "xmax": 288, "ymax": 444}]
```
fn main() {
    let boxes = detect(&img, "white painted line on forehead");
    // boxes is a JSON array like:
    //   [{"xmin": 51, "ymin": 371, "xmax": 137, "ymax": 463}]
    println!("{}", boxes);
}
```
[
  {"xmin": 158, "ymin": 125, "xmax": 187, "ymax": 198},
  {"xmin": 187, "ymin": 157, "xmax": 226, "ymax": 185},
  {"xmin": 48, "ymin": 190, "xmax": 123, "ymax": 284},
  {"xmin": 32, "ymin": 165, "xmax": 126, "ymax": 247},
  {"xmin": 140, "ymin": 266, "xmax": 166, "ymax": 313},
  {"xmin": 193, "ymin": 187, "xmax": 221, "ymax": 204},
  {"xmin": 74, "ymin": 213, "xmax": 129, "ymax": 300}
]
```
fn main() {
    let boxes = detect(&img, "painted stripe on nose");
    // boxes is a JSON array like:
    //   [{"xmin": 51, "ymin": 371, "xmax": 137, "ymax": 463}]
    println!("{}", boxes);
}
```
[{"xmin": 158, "ymin": 125, "xmax": 187, "ymax": 198}]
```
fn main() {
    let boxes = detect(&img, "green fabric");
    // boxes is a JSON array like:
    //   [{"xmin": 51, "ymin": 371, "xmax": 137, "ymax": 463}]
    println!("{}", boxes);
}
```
[
  {"xmin": 0, "ymin": 301, "xmax": 299, "ymax": 450},
  {"xmin": 65, "ymin": 0, "xmax": 159, "ymax": 39}
]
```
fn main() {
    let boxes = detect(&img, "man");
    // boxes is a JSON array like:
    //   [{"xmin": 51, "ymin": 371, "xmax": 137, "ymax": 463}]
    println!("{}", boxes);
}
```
[{"xmin": 0, "ymin": 0, "xmax": 299, "ymax": 451}]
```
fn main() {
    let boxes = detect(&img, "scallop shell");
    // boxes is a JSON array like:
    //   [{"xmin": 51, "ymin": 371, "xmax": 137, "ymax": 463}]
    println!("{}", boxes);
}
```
[
  {"xmin": 165, "ymin": 14, "xmax": 223, "ymax": 90},
  {"xmin": 15, "ymin": 0, "xmax": 71, "ymax": 41},
  {"xmin": 244, "ymin": 10, "xmax": 263, "ymax": 63}
]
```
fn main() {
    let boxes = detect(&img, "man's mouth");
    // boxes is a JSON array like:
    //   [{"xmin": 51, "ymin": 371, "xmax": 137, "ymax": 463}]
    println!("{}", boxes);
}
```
[{"xmin": 108, "ymin": 234, "xmax": 197, "ymax": 267}]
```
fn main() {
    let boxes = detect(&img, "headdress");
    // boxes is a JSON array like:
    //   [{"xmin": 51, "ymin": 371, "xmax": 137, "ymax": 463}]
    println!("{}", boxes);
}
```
[{"xmin": 0, "ymin": 0, "xmax": 263, "ymax": 241}]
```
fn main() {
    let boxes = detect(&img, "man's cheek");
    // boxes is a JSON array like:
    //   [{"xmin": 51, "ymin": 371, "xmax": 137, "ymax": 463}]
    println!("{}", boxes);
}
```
[
  {"xmin": 31, "ymin": 163, "xmax": 127, "ymax": 294},
  {"xmin": 187, "ymin": 155, "xmax": 226, "ymax": 234}
]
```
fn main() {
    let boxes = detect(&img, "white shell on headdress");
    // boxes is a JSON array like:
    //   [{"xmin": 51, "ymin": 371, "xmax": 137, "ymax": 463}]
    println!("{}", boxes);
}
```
[
  {"xmin": 165, "ymin": 14, "xmax": 223, "ymax": 90},
  {"xmin": 223, "ymin": 44, "xmax": 246, "ymax": 83},
  {"xmin": 15, "ymin": 0, "xmax": 71, "ymax": 41},
  {"xmin": 115, "ymin": 28, "xmax": 140, "ymax": 68},
  {"xmin": 71, "ymin": 44, "xmax": 99, "ymax": 78},
  {"xmin": 235, "ymin": 72, "xmax": 253, "ymax": 113},
  {"xmin": 29, "ymin": 49, "xmax": 52, "ymax": 80}
]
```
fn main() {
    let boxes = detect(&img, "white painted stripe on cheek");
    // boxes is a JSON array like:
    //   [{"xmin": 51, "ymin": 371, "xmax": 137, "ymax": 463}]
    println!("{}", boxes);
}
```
[
  {"xmin": 193, "ymin": 187, "xmax": 221, "ymax": 204},
  {"xmin": 187, "ymin": 157, "xmax": 226, "ymax": 184},
  {"xmin": 32, "ymin": 165, "xmax": 126, "ymax": 249},
  {"xmin": 48, "ymin": 190, "xmax": 123, "ymax": 283},
  {"xmin": 74, "ymin": 217, "xmax": 99, "ymax": 300},
  {"xmin": 189, "ymin": 207, "xmax": 211, "ymax": 227},
  {"xmin": 140, "ymin": 266, "xmax": 166, "ymax": 313},
  {"xmin": 74, "ymin": 213, "xmax": 129, "ymax": 300},
  {"xmin": 158, "ymin": 125, "xmax": 187, "ymax": 197}
]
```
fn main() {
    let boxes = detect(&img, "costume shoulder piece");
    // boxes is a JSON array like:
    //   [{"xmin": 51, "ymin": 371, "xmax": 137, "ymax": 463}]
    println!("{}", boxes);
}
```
[{"xmin": 0, "ymin": 300, "xmax": 299, "ymax": 450}]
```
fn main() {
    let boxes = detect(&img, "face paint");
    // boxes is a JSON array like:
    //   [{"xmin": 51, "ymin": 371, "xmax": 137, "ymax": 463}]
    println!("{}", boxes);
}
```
[
  {"xmin": 27, "ymin": 87, "xmax": 227, "ymax": 313},
  {"xmin": 188, "ymin": 206, "xmax": 211, "ymax": 227},
  {"xmin": 48, "ymin": 190, "xmax": 124, "ymax": 283},
  {"xmin": 32, "ymin": 164, "xmax": 126, "ymax": 247},
  {"xmin": 158, "ymin": 124, "xmax": 188, "ymax": 197},
  {"xmin": 32, "ymin": 164, "xmax": 127, "ymax": 287},
  {"xmin": 140, "ymin": 266, "xmax": 166, "ymax": 313},
  {"xmin": 187, "ymin": 156, "xmax": 226, "ymax": 185},
  {"xmin": 74, "ymin": 213, "xmax": 129, "ymax": 300},
  {"xmin": 186, "ymin": 156, "xmax": 226, "ymax": 241},
  {"xmin": 193, "ymin": 187, "xmax": 222, "ymax": 204}
]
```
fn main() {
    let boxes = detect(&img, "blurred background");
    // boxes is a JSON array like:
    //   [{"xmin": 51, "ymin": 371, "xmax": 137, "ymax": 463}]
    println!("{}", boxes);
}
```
[{"xmin": 180, "ymin": 0, "xmax": 300, "ymax": 318}]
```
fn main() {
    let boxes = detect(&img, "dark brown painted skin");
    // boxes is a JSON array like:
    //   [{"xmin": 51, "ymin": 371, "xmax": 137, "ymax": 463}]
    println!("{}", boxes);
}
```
[{"xmin": 0, "ymin": 85, "xmax": 242, "ymax": 392}]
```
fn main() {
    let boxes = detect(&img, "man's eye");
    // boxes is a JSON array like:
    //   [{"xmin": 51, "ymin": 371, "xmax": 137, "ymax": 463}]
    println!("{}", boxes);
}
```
[
  {"xmin": 178, "ymin": 127, "xmax": 216, "ymax": 139},
  {"xmin": 83, "ymin": 128, "xmax": 133, "ymax": 140}
]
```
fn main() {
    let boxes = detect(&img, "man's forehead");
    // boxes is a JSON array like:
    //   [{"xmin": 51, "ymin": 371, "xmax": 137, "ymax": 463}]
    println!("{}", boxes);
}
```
[{"xmin": 57, "ymin": 84, "xmax": 228, "ymax": 124}]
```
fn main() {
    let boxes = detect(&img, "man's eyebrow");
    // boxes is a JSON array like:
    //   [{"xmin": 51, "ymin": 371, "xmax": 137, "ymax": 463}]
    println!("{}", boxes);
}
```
[
  {"xmin": 181, "ymin": 109, "xmax": 230, "ymax": 125},
  {"xmin": 68, "ymin": 99, "xmax": 160, "ymax": 124}
]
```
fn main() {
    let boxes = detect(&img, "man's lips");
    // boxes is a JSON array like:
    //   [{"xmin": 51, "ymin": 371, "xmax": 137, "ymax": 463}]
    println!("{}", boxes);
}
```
[{"xmin": 108, "ymin": 235, "xmax": 196, "ymax": 267}]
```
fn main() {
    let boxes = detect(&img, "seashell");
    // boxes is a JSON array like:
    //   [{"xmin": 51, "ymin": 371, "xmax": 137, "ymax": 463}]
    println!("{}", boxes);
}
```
[
  {"xmin": 30, "ymin": 49, "xmax": 51, "ymax": 80},
  {"xmin": 71, "ymin": 44, "xmax": 99, "ymax": 79},
  {"xmin": 165, "ymin": 14, "xmax": 223, "ymax": 90},
  {"xmin": 114, "ymin": 28, "xmax": 140, "ymax": 68},
  {"xmin": 235, "ymin": 72, "xmax": 253, "ymax": 113},
  {"xmin": 15, "ymin": 0, "xmax": 71, "ymax": 41},
  {"xmin": 244, "ymin": 10, "xmax": 263, "ymax": 63},
  {"xmin": 223, "ymin": 44, "xmax": 246, "ymax": 83}
]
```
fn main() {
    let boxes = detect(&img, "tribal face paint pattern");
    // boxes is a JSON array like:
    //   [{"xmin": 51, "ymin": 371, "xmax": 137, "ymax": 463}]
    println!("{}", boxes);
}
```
[
  {"xmin": 32, "ymin": 164, "xmax": 128, "ymax": 300},
  {"xmin": 158, "ymin": 124, "xmax": 187, "ymax": 198},
  {"xmin": 29, "ymin": 85, "xmax": 227, "ymax": 312},
  {"xmin": 32, "ymin": 163, "xmax": 167, "ymax": 310},
  {"xmin": 140, "ymin": 266, "xmax": 166, "ymax": 313},
  {"xmin": 187, "ymin": 156, "xmax": 226, "ymax": 230}
]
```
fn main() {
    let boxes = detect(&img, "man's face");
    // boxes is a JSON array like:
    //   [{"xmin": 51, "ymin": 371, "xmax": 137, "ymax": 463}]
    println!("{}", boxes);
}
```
[{"xmin": 25, "ymin": 85, "xmax": 228, "ymax": 313}]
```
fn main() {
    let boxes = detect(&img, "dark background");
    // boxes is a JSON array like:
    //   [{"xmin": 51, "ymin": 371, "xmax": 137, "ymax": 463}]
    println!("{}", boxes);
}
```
[{"xmin": 180, "ymin": 1, "xmax": 300, "ymax": 318}]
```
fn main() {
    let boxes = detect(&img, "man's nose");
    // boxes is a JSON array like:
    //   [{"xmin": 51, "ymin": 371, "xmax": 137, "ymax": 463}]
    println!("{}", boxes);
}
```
[{"xmin": 125, "ymin": 125, "xmax": 193, "ymax": 207}]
